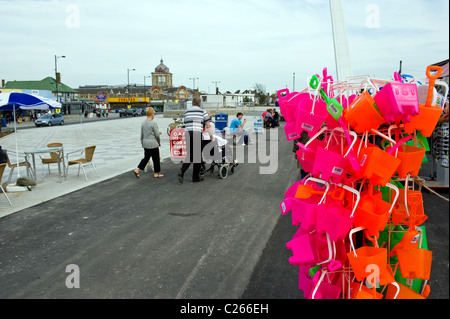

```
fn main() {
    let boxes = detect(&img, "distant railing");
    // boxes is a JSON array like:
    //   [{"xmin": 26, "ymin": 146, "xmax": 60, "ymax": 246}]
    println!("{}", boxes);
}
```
[{"xmin": 164, "ymin": 101, "xmax": 188, "ymax": 110}]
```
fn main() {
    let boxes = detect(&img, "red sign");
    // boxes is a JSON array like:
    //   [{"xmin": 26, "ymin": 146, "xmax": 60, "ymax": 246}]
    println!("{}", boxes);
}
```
[{"xmin": 170, "ymin": 128, "xmax": 186, "ymax": 159}]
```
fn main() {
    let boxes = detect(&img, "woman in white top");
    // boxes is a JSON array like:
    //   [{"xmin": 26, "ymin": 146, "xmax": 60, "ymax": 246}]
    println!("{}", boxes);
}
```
[{"xmin": 133, "ymin": 107, "xmax": 164, "ymax": 179}]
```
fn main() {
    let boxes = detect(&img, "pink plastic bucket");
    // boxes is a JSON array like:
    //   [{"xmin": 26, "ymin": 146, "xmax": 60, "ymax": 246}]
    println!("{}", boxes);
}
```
[
  {"xmin": 284, "ymin": 121, "xmax": 300, "ymax": 141},
  {"xmin": 280, "ymin": 196, "xmax": 319, "ymax": 230},
  {"xmin": 277, "ymin": 89, "xmax": 306, "ymax": 123},
  {"xmin": 308, "ymin": 270, "xmax": 342, "ymax": 299},
  {"xmin": 312, "ymin": 146, "xmax": 349, "ymax": 183},
  {"xmin": 286, "ymin": 230, "xmax": 332, "ymax": 266},
  {"xmin": 295, "ymin": 97, "xmax": 328, "ymax": 138},
  {"xmin": 286, "ymin": 232, "xmax": 318, "ymax": 266},
  {"xmin": 316, "ymin": 185, "xmax": 360, "ymax": 241},
  {"xmin": 296, "ymin": 138, "xmax": 327, "ymax": 174},
  {"xmin": 298, "ymin": 266, "xmax": 316, "ymax": 298},
  {"xmin": 373, "ymin": 81, "xmax": 419, "ymax": 123},
  {"xmin": 316, "ymin": 202, "xmax": 355, "ymax": 241}
]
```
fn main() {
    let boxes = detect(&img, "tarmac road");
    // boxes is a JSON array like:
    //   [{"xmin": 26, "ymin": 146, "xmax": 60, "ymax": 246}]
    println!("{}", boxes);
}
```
[{"xmin": 0, "ymin": 125, "xmax": 297, "ymax": 299}]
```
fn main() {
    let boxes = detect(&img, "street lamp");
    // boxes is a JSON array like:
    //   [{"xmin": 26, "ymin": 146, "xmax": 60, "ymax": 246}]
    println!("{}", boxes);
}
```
[
  {"xmin": 189, "ymin": 77, "xmax": 199, "ymax": 92},
  {"xmin": 144, "ymin": 75, "xmax": 151, "ymax": 100},
  {"xmin": 293, "ymin": 72, "xmax": 295, "ymax": 92},
  {"xmin": 55, "ymin": 55, "xmax": 66, "ymax": 102},
  {"xmin": 127, "ymin": 68, "xmax": 135, "ymax": 107},
  {"xmin": 212, "ymin": 81, "xmax": 220, "ymax": 94}
]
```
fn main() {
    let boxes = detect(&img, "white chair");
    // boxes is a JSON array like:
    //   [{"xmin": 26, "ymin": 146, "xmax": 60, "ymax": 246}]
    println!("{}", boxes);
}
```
[
  {"xmin": 0, "ymin": 163, "xmax": 12, "ymax": 206},
  {"xmin": 66, "ymin": 145, "xmax": 99, "ymax": 181},
  {"xmin": 40, "ymin": 143, "xmax": 63, "ymax": 179},
  {"xmin": 5, "ymin": 149, "xmax": 33, "ymax": 183}
]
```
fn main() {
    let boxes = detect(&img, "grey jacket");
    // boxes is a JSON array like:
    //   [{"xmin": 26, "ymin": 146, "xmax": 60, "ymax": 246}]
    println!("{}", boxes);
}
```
[{"xmin": 140, "ymin": 120, "xmax": 160, "ymax": 149}]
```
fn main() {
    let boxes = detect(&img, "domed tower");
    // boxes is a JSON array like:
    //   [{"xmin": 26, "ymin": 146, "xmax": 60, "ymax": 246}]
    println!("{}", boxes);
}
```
[{"xmin": 152, "ymin": 58, "xmax": 173, "ymax": 89}]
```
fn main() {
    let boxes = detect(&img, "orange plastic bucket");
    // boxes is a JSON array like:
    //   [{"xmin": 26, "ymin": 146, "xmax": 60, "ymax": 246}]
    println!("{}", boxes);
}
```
[
  {"xmin": 343, "ymin": 91, "xmax": 385, "ymax": 133},
  {"xmin": 353, "ymin": 192, "xmax": 394, "ymax": 238},
  {"xmin": 347, "ymin": 246, "xmax": 387, "ymax": 282},
  {"xmin": 386, "ymin": 144, "xmax": 426, "ymax": 178},
  {"xmin": 404, "ymin": 104, "xmax": 443, "ymax": 137},
  {"xmin": 353, "ymin": 140, "xmax": 401, "ymax": 186},
  {"xmin": 347, "ymin": 227, "xmax": 395, "ymax": 285},
  {"xmin": 404, "ymin": 65, "xmax": 443, "ymax": 137},
  {"xmin": 392, "ymin": 189, "xmax": 427, "ymax": 226},
  {"xmin": 397, "ymin": 248, "xmax": 432, "ymax": 280},
  {"xmin": 385, "ymin": 282, "xmax": 425, "ymax": 299},
  {"xmin": 350, "ymin": 282, "xmax": 383, "ymax": 299}
]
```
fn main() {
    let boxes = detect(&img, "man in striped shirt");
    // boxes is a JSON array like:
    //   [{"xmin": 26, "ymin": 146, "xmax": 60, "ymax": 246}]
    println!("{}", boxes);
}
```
[{"xmin": 178, "ymin": 96, "xmax": 214, "ymax": 183}]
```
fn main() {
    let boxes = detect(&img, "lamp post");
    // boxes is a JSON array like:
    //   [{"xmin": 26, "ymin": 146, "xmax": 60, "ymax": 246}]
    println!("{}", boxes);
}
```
[
  {"xmin": 212, "ymin": 81, "xmax": 220, "ymax": 94},
  {"xmin": 293, "ymin": 72, "xmax": 295, "ymax": 92},
  {"xmin": 144, "ymin": 75, "xmax": 151, "ymax": 101},
  {"xmin": 189, "ymin": 77, "xmax": 199, "ymax": 92},
  {"xmin": 55, "ymin": 55, "xmax": 66, "ymax": 102},
  {"xmin": 127, "ymin": 68, "xmax": 135, "ymax": 108}
]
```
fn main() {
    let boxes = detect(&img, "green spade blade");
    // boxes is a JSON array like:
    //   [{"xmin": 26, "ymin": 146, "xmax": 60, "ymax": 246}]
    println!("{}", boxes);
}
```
[{"xmin": 327, "ymin": 97, "xmax": 343, "ymax": 121}]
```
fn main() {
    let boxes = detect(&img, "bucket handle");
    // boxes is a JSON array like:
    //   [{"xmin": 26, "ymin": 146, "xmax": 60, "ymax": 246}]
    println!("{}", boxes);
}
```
[
  {"xmin": 341, "ymin": 184, "xmax": 361, "ymax": 218},
  {"xmin": 332, "ymin": 127, "xmax": 358, "ymax": 158},
  {"xmin": 390, "ymin": 282, "xmax": 400, "ymax": 299},
  {"xmin": 277, "ymin": 88, "xmax": 289, "ymax": 100},
  {"xmin": 385, "ymin": 182, "xmax": 400, "ymax": 213},
  {"xmin": 311, "ymin": 269, "xmax": 327, "ymax": 299},
  {"xmin": 370, "ymin": 128, "xmax": 410, "ymax": 158},
  {"xmin": 349, "ymin": 226, "xmax": 365, "ymax": 257},
  {"xmin": 299, "ymin": 125, "xmax": 328, "ymax": 151},
  {"xmin": 316, "ymin": 232, "xmax": 334, "ymax": 266},
  {"xmin": 386, "ymin": 135, "xmax": 413, "ymax": 155},
  {"xmin": 287, "ymin": 92, "xmax": 301, "ymax": 103}
]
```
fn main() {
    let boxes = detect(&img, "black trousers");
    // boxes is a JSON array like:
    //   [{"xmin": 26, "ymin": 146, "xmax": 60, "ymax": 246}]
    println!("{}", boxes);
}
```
[
  {"xmin": 180, "ymin": 131, "xmax": 203, "ymax": 181},
  {"xmin": 138, "ymin": 147, "xmax": 161, "ymax": 173}
]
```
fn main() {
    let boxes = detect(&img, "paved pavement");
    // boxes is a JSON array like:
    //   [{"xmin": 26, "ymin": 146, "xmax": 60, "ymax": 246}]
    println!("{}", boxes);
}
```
[{"xmin": 0, "ymin": 113, "xmax": 448, "ymax": 301}]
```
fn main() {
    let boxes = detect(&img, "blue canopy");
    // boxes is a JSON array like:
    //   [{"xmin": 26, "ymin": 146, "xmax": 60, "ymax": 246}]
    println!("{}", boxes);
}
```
[
  {"xmin": 0, "ymin": 92, "xmax": 61, "ymax": 181},
  {"xmin": 0, "ymin": 92, "xmax": 61, "ymax": 110}
]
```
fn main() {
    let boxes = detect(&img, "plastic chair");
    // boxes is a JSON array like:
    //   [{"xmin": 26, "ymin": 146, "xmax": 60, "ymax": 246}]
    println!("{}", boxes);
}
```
[
  {"xmin": 40, "ymin": 142, "xmax": 63, "ymax": 179},
  {"xmin": 0, "ymin": 163, "xmax": 12, "ymax": 206},
  {"xmin": 4, "ymin": 149, "xmax": 32, "ymax": 183},
  {"xmin": 66, "ymin": 145, "xmax": 99, "ymax": 181}
]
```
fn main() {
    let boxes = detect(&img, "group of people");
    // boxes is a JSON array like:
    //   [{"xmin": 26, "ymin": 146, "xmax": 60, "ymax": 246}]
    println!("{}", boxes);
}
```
[
  {"xmin": 133, "ymin": 96, "xmax": 253, "ymax": 183},
  {"xmin": 262, "ymin": 108, "xmax": 280, "ymax": 128}
]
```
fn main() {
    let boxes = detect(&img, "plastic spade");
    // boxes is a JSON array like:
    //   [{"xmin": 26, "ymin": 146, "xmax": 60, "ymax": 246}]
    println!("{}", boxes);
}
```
[{"xmin": 295, "ymin": 184, "xmax": 346, "ymax": 201}]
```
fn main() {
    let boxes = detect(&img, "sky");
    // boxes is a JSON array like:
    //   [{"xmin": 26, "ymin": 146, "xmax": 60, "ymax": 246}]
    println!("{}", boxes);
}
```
[{"xmin": 0, "ymin": 0, "xmax": 448, "ymax": 94}]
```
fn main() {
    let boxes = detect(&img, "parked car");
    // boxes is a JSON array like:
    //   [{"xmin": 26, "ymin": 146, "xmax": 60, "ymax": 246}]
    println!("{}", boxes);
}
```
[
  {"xmin": 133, "ymin": 108, "xmax": 145, "ymax": 116},
  {"xmin": 35, "ymin": 113, "xmax": 64, "ymax": 127}
]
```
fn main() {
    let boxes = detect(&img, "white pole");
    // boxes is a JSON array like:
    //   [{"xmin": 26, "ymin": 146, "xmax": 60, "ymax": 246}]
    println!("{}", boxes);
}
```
[{"xmin": 13, "ymin": 105, "xmax": 21, "ymax": 179}]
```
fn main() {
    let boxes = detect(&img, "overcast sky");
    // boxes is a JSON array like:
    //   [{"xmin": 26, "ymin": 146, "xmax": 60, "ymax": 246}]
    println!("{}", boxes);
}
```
[{"xmin": 0, "ymin": 0, "xmax": 448, "ymax": 94}]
